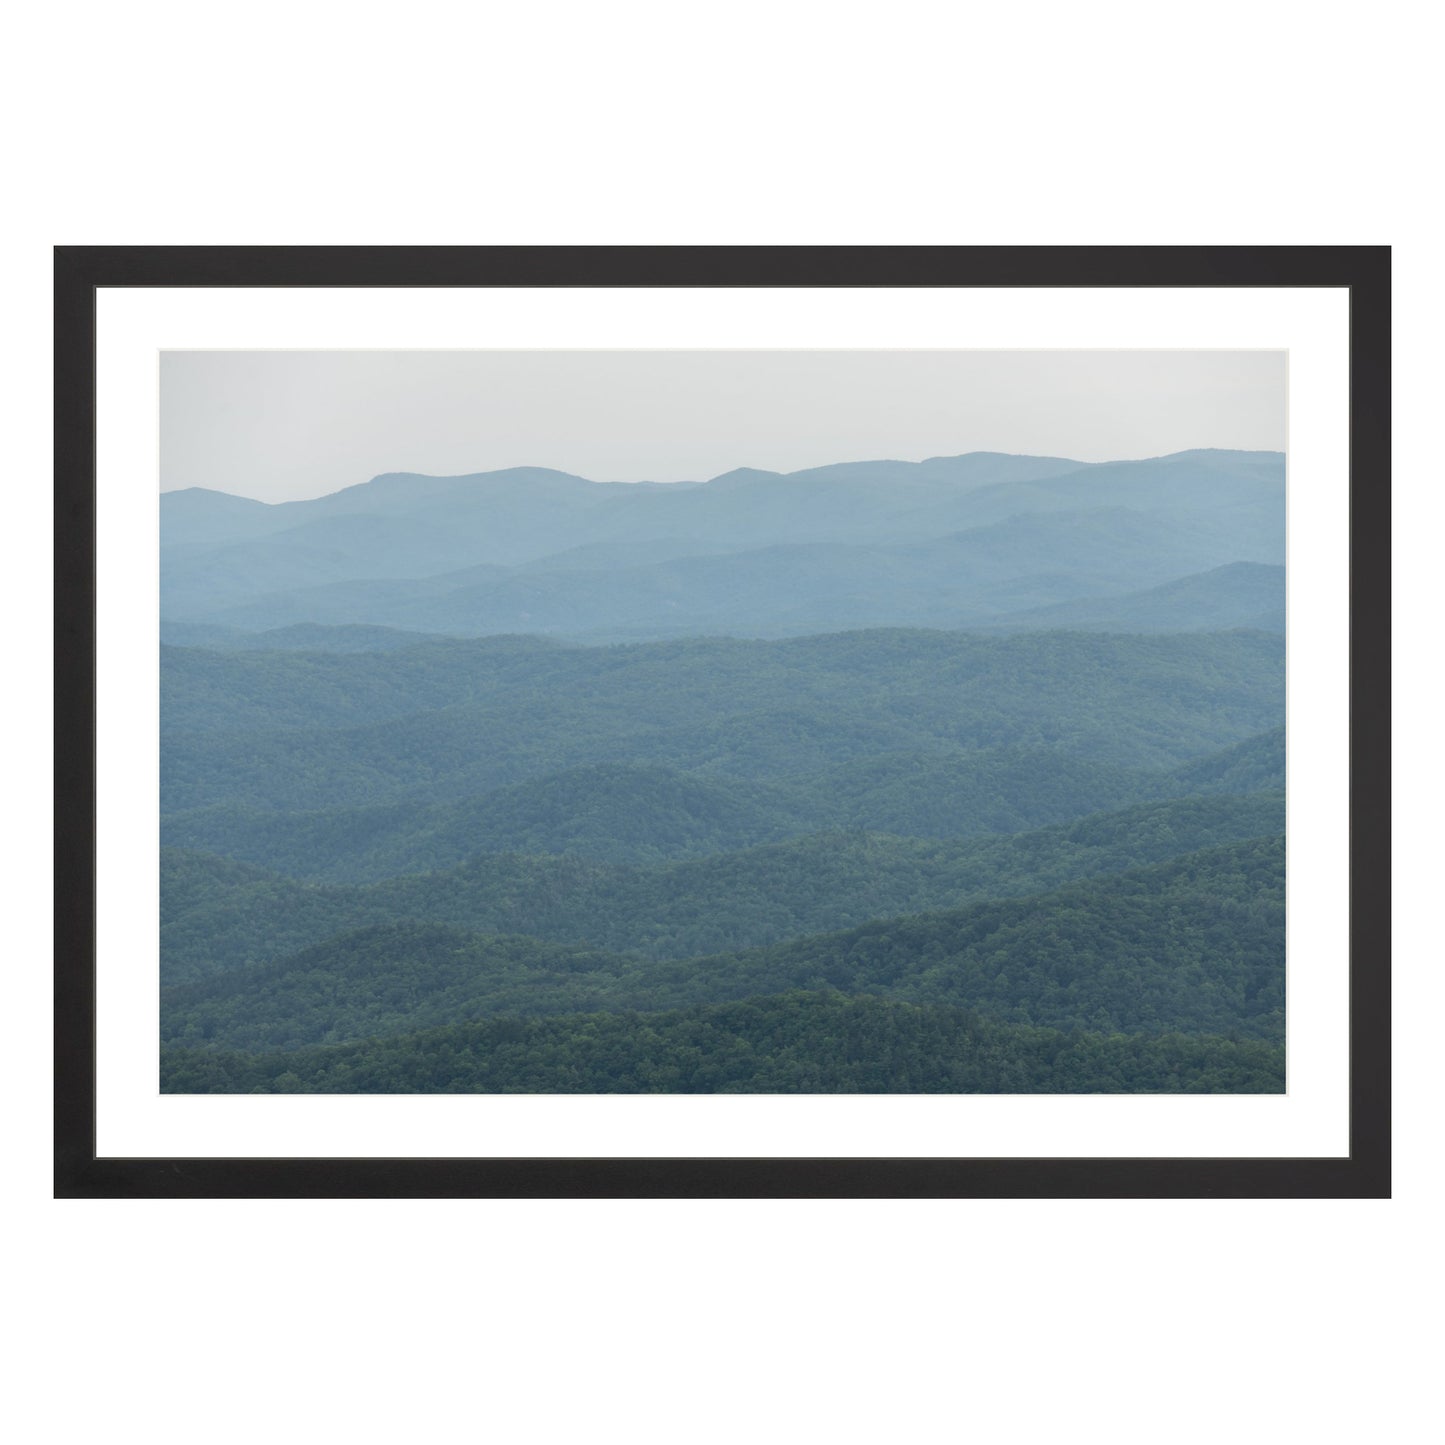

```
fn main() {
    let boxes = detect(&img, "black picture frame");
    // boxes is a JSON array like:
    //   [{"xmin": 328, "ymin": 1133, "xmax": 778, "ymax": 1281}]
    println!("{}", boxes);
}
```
[{"xmin": 55, "ymin": 245, "xmax": 1391, "ymax": 1199}]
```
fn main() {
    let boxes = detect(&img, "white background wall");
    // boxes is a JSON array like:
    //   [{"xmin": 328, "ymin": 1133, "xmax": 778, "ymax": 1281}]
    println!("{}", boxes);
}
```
[{"xmin": 5, "ymin": 4, "xmax": 1435, "ymax": 1443}]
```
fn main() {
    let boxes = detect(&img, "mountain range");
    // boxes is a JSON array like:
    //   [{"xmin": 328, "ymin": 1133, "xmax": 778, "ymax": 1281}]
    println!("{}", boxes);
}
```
[
  {"xmin": 161, "ymin": 449, "xmax": 1285, "ymax": 641},
  {"xmin": 159, "ymin": 446, "xmax": 1288, "ymax": 1093}
]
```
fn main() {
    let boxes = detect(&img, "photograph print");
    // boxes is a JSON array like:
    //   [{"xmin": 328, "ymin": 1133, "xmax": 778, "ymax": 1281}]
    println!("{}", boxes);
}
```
[{"xmin": 158, "ymin": 348, "xmax": 1286, "ymax": 1095}]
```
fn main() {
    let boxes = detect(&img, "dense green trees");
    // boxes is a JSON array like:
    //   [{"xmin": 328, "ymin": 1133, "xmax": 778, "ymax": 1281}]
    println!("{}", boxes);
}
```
[
  {"xmin": 161, "ymin": 630, "xmax": 1284, "ymax": 815},
  {"xmin": 162, "ymin": 792, "xmax": 1285, "ymax": 982},
  {"xmin": 161, "ymin": 837, "xmax": 1284, "ymax": 1056},
  {"xmin": 1172, "ymin": 727, "xmax": 1285, "ymax": 794},
  {"xmin": 161, "ymin": 993, "xmax": 1285, "ymax": 1095},
  {"xmin": 162, "ymin": 730, "xmax": 1284, "ymax": 883}
]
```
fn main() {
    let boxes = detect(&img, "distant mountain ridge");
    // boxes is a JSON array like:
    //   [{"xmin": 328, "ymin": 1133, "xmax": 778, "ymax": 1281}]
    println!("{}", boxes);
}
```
[
  {"xmin": 983, "ymin": 562, "xmax": 1284, "ymax": 634},
  {"xmin": 162, "ymin": 449, "xmax": 1099, "ymax": 536},
  {"xmin": 161, "ymin": 448, "xmax": 1285, "ymax": 641}
]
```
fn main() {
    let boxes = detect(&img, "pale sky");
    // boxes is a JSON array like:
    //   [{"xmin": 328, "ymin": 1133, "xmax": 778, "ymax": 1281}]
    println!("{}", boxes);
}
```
[{"xmin": 160, "ymin": 350, "xmax": 1286, "ymax": 502}]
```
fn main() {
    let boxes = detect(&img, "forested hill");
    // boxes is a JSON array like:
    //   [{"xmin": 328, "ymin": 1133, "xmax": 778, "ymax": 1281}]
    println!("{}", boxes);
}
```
[
  {"xmin": 161, "ymin": 837, "xmax": 1285, "ymax": 1058},
  {"xmin": 160, "ymin": 630, "xmax": 1284, "ymax": 817},
  {"xmin": 161, "ymin": 730, "xmax": 1282, "ymax": 881},
  {"xmin": 161, "ymin": 791, "xmax": 1286, "ymax": 981},
  {"xmin": 162, "ymin": 996, "xmax": 1286, "ymax": 1095},
  {"xmin": 160, "ymin": 627, "xmax": 1284, "ymax": 738}
]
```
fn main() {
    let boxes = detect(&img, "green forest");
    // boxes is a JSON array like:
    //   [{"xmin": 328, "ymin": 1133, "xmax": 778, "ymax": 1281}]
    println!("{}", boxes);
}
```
[
  {"xmin": 160, "ymin": 449, "xmax": 1287, "ymax": 1093},
  {"xmin": 162, "ymin": 994, "xmax": 1285, "ymax": 1095}
]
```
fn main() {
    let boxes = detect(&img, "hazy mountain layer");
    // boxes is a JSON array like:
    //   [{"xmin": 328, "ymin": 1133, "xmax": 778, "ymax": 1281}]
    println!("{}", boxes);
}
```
[
  {"xmin": 160, "ymin": 620, "xmax": 450, "ymax": 652},
  {"xmin": 162, "ymin": 558, "xmax": 1284, "ymax": 651},
  {"xmin": 161, "ymin": 452, "xmax": 1099, "ymax": 553},
  {"xmin": 192, "ymin": 507, "xmax": 1280, "ymax": 639},
  {"xmin": 160, "ymin": 449, "xmax": 1285, "ymax": 639},
  {"xmin": 984, "ymin": 562, "xmax": 1283, "ymax": 634}
]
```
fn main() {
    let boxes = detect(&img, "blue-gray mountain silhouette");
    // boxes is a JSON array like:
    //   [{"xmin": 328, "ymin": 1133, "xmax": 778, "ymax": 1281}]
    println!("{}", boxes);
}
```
[{"xmin": 161, "ymin": 449, "xmax": 1284, "ymax": 641}]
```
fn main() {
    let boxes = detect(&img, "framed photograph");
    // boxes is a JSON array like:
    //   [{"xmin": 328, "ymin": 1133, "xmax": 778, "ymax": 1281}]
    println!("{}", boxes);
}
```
[{"xmin": 54, "ymin": 246, "xmax": 1389, "ymax": 1197}]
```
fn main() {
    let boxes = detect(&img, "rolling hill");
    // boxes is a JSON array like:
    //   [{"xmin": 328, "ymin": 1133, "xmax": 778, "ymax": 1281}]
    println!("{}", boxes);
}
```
[
  {"xmin": 162, "ymin": 995, "xmax": 1285, "ymax": 1095},
  {"xmin": 159, "ymin": 629, "xmax": 1285, "ymax": 816},
  {"xmin": 160, "ymin": 837, "xmax": 1285, "ymax": 1055},
  {"xmin": 160, "ymin": 791, "xmax": 1285, "ymax": 982}
]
